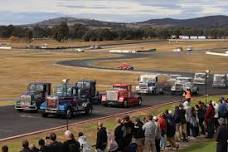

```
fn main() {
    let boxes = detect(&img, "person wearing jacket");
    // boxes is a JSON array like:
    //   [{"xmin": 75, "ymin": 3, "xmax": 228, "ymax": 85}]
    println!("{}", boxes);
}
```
[
  {"xmin": 20, "ymin": 140, "xmax": 32, "ymax": 152},
  {"xmin": 62, "ymin": 130, "xmax": 80, "ymax": 152},
  {"xmin": 158, "ymin": 114, "xmax": 167, "ymax": 150},
  {"xmin": 38, "ymin": 139, "xmax": 49, "ymax": 152},
  {"xmin": 46, "ymin": 132, "xmax": 63, "ymax": 152},
  {"xmin": 174, "ymin": 106, "xmax": 181, "ymax": 141},
  {"xmin": 205, "ymin": 101, "xmax": 215, "ymax": 138},
  {"xmin": 96, "ymin": 122, "xmax": 108, "ymax": 152},
  {"xmin": 114, "ymin": 118, "xmax": 125, "ymax": 151},
  {"xmin": 122, "ymin": 115, "xmax": 134, "ymax": 152},
  {"xmin": 196, "ymin": 102, "xmax": 206, "ymax": 135},
  {"xmin": 216, "ymin": 118, "xmax": 228, "ymax": 152}
]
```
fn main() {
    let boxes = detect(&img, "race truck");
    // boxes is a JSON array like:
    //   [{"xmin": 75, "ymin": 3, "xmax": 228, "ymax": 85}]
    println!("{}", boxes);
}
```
[
  {"xmin": 101, "ymin": 83, "xmax": 142, "ymax": 107},
  {"xmin": 136, "ymin": 74, "xmax": 163, "ymax": 95},
  {"xmin": 40, "ymin": 79, "xmax": 93, "ymax": 118},
  {"xmin": 171, "ymin": 77, "xmax": 199, "ymax": 95},
  {"xmin": 15, "ymin": 82, "xmax": 51, "ymax": 112},
  {"xmin": 193, "ymin": 73, "xmax": 207, "ymax": 85},
  {"xmin": 118, "ymin": 63, "xmax": 134, "ymax": 70},
  {"xmin": 212, "ymin": 74, "xmax": 228, "ymax": 88},
  {"xmin": 76, "ymin": 80, "xmax": 101, "ymax": 104}
]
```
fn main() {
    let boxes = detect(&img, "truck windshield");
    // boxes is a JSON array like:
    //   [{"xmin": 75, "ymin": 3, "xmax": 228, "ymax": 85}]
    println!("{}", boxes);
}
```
[
  {"xmin": 77, "ymin": 82, "xmax": 90, "ymax": 89},
  {"xmin": 56, "ymin": 85, "xmax": 72, "ymax": 96},
  {"xmin": 140, "ymin": 77, "xmax": 156, "ymax": 82},
  {"xmin": 214, "ymin": 76, "xmax": 225, "ymax": 82},
  {"xmin": 195, "ymin": 74, "xmax": 206, "ymax": 79},
  {"xmin": 29, "ymin": 84, "xmax": 44, "ymax": 92}
]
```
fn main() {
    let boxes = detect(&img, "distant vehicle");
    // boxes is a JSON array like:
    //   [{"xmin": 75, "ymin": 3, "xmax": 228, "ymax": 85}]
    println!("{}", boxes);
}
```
[
  {"xmin": 173, "ymin": 47, "xmax": 183, "ymax": 52},
  {"xmin": 171, "ymin": 81, "xmax": 199, "ymax": 95},
  {"xmin": 168, "ymin": 74, "xmax": 182, "ymax": 84},
  {"xmin": 75, "ymin": 48, "xmax": 85, "ymax": 52},
  {"xmin": 118, "ymin": 63, "xmax": 134, "ymax": 70},
  {"xmin": 171, "ymin": 77, "xmax": 198, "ymax": 95},
  {"xmin": 76, "ymin": 80, "xmax": 102, "ymax": 104},
  {"xmin": 41, "ymin": 44, "xmax": 48, "ymax": 49},
  {"xmin": 40, "ymin": 79, "xmax": 93, "ymax": 118},
  {"xmin": 15, "ymin": 82, "xmax": 51, "ymax": 112},
  {"xmin": 186, "ymin": 47, "xmax": 193, "ymax": 51},
  {"xmin": 101, "ymin": 83, "xmax": 142, "ymax": 107},
  {"xmin": 212, "ymin": 74, "xmax": 228, "ymax": 88},
  {"xmin": 193, "ymin": 73, "xmax": 207, "ymax": 85},
  {"xmin": 90, "ymin": 45, "xmax": 102, "ymax": 49},
  {"xmin": 136, "ymin": 74, "xmax": 163, "ymax": 94}
]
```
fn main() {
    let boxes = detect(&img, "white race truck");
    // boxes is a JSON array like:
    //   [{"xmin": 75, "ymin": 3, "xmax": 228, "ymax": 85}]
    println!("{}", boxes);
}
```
[
  {"xmin": 136, "ymin": 74, "xmax": 163, "ymax": 95},
  {"xmin": 193, "ymin": 73, "xmax": 207, "ymax": 85},
  {"xmin": 212, "ymin": 74, "xmax": 228, "ymax": 88},
  {"xmin": 171, "ymin": 77, "xmax": 199, "ymax": 95}
]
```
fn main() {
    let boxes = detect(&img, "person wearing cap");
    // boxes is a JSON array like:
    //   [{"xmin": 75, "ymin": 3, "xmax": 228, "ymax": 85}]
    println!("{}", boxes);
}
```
[
  {"xmin": 46, "ymin": 132, "xmax": 63, "ymax": 152},
  {"xmin": 62, "ymin": 130, "xmax": 80, "ymax": 152},
  {"xmin": 216, "ymin": 118, "xmax": 228, "ymax": 152}
]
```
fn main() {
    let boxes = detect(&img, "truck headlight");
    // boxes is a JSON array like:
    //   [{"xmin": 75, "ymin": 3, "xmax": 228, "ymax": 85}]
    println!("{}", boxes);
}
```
[{"xmin": 119, "ymin": 97, "xmax": 124, "ymax": 102}]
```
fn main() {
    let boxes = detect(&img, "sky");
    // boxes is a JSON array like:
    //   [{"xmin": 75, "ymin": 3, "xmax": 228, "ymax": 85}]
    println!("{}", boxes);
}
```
[{"xmin": 0, "ymin": 0, "xmax": 228, "ymax": 25}]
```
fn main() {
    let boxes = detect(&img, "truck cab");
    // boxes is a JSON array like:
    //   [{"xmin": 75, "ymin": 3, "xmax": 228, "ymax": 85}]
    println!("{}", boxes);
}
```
[
  {"xmin": 212, "ymin": 74, "xmax": 228, "ymax": 88},
  {"xmin": 101, "ymin": 83, "xmax": 142, "ymax": 107},
  {"xmin": 136, "ymin": 74, "xmax": 163, "ymax": 94},
  {"xmin": 40, "ymin": 80, "xmax": 92, "ymax": 118},
  {"xmin": 193, "ymin": 73, "xmax": 207, "ymax": 85},
  {"xmin": 15, "ymin": 82, "xmax": 51, "ymax": 112},
  {"xmin": 76, "ymin": 80, "xmax": 101, "ymax": 104}
]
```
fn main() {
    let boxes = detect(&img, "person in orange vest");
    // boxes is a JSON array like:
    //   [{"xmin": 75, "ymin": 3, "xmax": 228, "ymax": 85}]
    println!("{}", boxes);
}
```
[{"xmin": 183, "ymin": 89, "xmax": 192, "ymax": 102}]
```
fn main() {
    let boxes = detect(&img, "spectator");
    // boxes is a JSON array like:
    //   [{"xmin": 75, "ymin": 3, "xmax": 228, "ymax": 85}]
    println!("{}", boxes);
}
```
[
  {"xmin": 179, "ymin": 104, "xmax": 188, "ymax": 141},
  {"xmin": 62, "ymin": 130, "xmax": 80, "ymax": 152},
  {"xmin": 142, "ymin": 114, "xmax": 156, "ymax": 152},
  {"xmin": 114, "ymin": 118, "xmax": 125, "ymax": 151},
  {"xmin": 107, "ymin": 131, "xmax": 118, "ymax": 152},
  {"xmin": 30, "ymin": 144, "xmax": 39, "ymax": 152},
  {"xmin": 213, "ymin": 101, "xmax": 220, "ymax": 130},
  {"xmin": 196, "ymin": 102, "xmax": 206, "ymax": 135},
  {"xmin": 46, "ymin": 132, "xmax": 63, "ymax": 152},
  {"xmin": 78, "ymin": 132, "xmax": 92, "ymax": 152},
  {"xmin": 1, "ymin": 145, "xmax": 8, "ymax": 152},
  {"xmin": 122, "ymin": 115, "xmax": 134, "ymax": 152},
  {"xmin": 96, "ymin": 122, "xmax": 107, "ymax": 152},
  {"xmin": 174, "ymin": 106, "xmax": 181, "ymax": 141},
  {"xmin": 184, "ymin": 101, "xmax": 192, "ymax": 137},
  {"xmin": 218, "ymin": 100, "xmax": 228, "ymax": 119},
  {"xmin": 205, "ymin": 101, "xmax": 215, "ymax": 138},
  {"xmin": 154, "ymin": 116, "xmax": 161, "ymax": 152},
  {"xmin": 132, "ymin": 117, "xmax": 144, "ymax": 152},
  {"xmin": 216, "ymin": 118, "xmax": 228, "ymax": 152},
  {"xmin": 38, "ymin": 139, "xmax": 49, "ymax": 152},
  {"xmin": 190, "ymin": 107, "xmax": 199, "ymax": 137},
  {"xmin": 20, "ymin": 139, "xmax": 31, "ymax": 152},
  {"xmin": 158, "ymin": 114, "xmax": 167, "ymax": 150},
  {"xmin": 166, "ymin": 110, "xmax": 179, "ymax": 151}
]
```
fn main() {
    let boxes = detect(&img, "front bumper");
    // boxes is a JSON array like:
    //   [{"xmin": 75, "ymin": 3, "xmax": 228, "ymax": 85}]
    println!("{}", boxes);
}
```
[
  {"xmin": 102, "ymin": 100, "xmax": 123, "ymax": 106},
  {"xmin": 15, "ymin": 105, "xmax": 37, "ymax": 111},
  {"xmin": 193, "ymin": 80, "xmax": 205, "ymax": 85},
  {"xmin": 39, "ymin": 109, "xmax": 66, "ymax": 115}
]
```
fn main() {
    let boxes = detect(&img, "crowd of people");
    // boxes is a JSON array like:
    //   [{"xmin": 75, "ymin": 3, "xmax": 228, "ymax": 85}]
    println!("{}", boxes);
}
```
[{"xmin": 1, "ymin": 97, "xmax": 228, "ymax": 152}]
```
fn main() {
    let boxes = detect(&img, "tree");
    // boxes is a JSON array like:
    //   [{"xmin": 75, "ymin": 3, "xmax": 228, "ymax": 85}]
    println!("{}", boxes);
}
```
[{"xmin": 52, "ymin": 22, "xmax": 69, "ymax": 42}]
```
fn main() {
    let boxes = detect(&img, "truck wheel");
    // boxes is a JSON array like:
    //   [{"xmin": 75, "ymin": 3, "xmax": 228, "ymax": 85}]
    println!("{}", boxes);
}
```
[
  {"xmin": 42, "ymin": 113, "xmax": 48, "ymax": 117},
  {"xmin": 66, "ymin": 109, "xmax": 73, "ymax": 119},
  {"xmin": 138, "ymin": 98, "xmax": 142, "ymax": 106},
  {"xmin": 85, "ymin": 106, "xmax": 92, "ymax": 115},
  {"xmin": 123, "ymin": 100, "xmax": 128, "ymax": 108}
]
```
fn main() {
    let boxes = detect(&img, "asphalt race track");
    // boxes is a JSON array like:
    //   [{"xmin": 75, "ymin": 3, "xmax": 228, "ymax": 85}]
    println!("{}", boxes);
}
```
[{"xmin": 0, "ymin": 50, "xmax": 228, "ymax": 139}]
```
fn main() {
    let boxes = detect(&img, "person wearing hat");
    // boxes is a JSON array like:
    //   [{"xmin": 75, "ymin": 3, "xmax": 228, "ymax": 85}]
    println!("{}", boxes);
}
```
[{"xmin": 216, "ymin": 118, "xmax": 228, "ymax": 152}]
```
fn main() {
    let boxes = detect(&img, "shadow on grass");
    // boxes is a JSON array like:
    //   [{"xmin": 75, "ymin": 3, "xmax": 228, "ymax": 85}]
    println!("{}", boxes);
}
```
[{"xmin": 180, "ymin": 141, "xmax": 216, "ymax": 152}]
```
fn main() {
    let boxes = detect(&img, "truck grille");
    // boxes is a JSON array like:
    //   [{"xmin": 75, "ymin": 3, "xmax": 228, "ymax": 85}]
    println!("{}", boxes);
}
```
[
  {"xmin": 20, "ymin": 95, "xmax": 31, "ymax": 106},
  {"xmin": 47, "ymin": 97, "xmax": 58, "ymax": 109},
  {"xmin": 107, "ymin": 91, "xmax": 118, "ymax": 101}
]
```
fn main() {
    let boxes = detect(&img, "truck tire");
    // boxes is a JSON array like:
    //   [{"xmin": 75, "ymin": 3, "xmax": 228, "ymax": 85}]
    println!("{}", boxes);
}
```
[
  {"xmin": 123, "ymin": 100, "xmax": 128, "ymax": 108},
  {"xmin": 85, "ymin": 106, "xmax": 92, "ymax": 115},
  {"xmin": 138, "ymin": 98, "xmax": 142, "ymax": 106},
  {"xmin": 66, "ymin": 109, "xmax": 73, "ymax": 119}
]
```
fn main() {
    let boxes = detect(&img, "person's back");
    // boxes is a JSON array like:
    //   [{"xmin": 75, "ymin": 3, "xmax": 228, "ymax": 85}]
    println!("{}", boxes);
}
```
[
  {"xmin": 46, "ymin": 133, "xmax": 63, "ymax": 152},
  {"xmin": 63, "ymin": 130, "xmax": 80, "ymax": 152},
  {"xmin": 143, "ymin": 119, "xmax": 156, "ymax": 139},
  {"xmin": 2, "ymin": 145, "xmax": 8, "ymax": 152},
  {"xmin": 216, "ymin": 118, "xmax": 228, "ymax": 152},
  {"xmin": 20, "ymin": 140, "xmax": 31, "ymax": 152},
  {"xmin": 114, "ymin": 119, "xmax": 125, "ymax": 151},
  {"xmin": 38, "ymin": 139, "xmax": 49, "ymax": 152},
  {"xmin": 96, "ymin": 122, "xmax": 107, "ymax": 151}
]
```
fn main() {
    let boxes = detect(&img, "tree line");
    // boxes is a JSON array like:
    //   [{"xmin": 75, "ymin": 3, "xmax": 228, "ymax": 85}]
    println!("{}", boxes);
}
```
[{"xmin": 1, "ymin": 22, "xmax": 228, "ymax": 42}]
